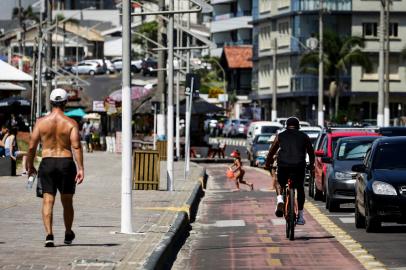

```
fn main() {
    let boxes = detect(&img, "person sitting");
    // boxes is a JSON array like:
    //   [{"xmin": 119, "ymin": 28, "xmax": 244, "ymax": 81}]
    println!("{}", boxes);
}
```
[
  {"xmin": 0, "ymin": 124, "xmax": 9, "ymax": 157},
  {"xmin": 4, "ymin": 126, "xmax": 28, "ymax": 175}
]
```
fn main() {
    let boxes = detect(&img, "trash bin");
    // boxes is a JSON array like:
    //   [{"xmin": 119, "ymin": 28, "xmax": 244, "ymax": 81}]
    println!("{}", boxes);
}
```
[{"xmin": 132, "ymin": 150, "xmax": 160, "ymax": 190}]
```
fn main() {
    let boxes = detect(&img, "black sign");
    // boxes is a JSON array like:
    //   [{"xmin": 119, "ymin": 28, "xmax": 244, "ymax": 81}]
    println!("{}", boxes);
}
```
[{"xmin": 185, "ymin": 73, "xmax": 200, "ymax": 99}]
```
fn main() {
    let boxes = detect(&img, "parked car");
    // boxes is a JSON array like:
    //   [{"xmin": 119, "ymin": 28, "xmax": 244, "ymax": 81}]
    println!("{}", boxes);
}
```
[
  {"xmin": 223, "ymin": 119, "xmax": 251, "ymax": 137},
  {"xmin": 276, "ymin": 117, "xmax": 310, "ymax": 127},
  {"xmin": 70, "ymin": 61, "xmax": 104, "ymax": 75},
  {"xmin": 311, "ymin": 129, "xmax": 379, "ymax": 200},
  {"xmin": 323, "ymin": 136, "xmax": 380, "ymax": 211},
  {"xmin": 84, "ymin": 59, "xmax": 113, "ymax": 74},
  {"xmin": 300, "ymin": 126, "xmax": 322, "ymax": 147},
  {"xmin": 111, "ymin": 58, "xmax": 142, "ymax": 73},
  {"xmin": 246, "ymin": 121, "xmax": 282, "ymax": 144},
  {"xmin": 352, "ymin": 137, "xmax": 406, "ymax": 232},
  {"xmin": 378, "ymin": 127, "xmax": 406, "ymax": 136},
  {"xmin": 247, "ymin": 133, "xmax": 275, "ymax": 167},
  {"xmin": 142, "ymin": 58, "xmax": 157, "ymax": 76}
]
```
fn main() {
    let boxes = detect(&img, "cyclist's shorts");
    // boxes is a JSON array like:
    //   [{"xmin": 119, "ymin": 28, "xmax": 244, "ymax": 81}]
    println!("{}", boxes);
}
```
[{"xmin": 277, "ymin": 166, "xmax": 305, "ymax": 189}]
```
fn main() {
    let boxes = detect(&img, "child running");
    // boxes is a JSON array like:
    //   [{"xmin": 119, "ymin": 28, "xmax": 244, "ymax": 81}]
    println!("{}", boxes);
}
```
[{"xmin": 229, "ymin": 149, "xmax": 254, "ymax": 191}]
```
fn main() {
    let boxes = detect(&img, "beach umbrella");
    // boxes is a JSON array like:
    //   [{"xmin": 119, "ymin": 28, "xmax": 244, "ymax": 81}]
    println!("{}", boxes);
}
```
[
  {"xmin": 65, "ymin": 108, "xmax": 86, "ymax": 118},
  {"xmin": 0, "ymin": 96, "xmax": 31, "ymax": 114}
]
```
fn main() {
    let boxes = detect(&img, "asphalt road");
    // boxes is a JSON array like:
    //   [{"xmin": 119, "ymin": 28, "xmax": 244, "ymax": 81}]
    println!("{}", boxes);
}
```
[{"xmin": 306, "ymin": 191, "xmax": 406, "ymax": 269}]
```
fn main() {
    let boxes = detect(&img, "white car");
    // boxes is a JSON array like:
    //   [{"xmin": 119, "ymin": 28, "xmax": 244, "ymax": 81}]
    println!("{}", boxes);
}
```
[
  {"xmin": 71, "ymin": 61, "xmax": 104, "ymax": 75},
  {"xmin": 246, "ymin": 121, "xmax": 283, "ymax": 144},
  {"xmin": 86, "ymin": 59, "xmax": 115, "ymax": 74},
  {"xmin": 300, "ymin": 126, "xmax": 322, "ymax": 146},
  {"xmin": 112, "ymin": 58, "xmax": 143, "ymax": 73}
]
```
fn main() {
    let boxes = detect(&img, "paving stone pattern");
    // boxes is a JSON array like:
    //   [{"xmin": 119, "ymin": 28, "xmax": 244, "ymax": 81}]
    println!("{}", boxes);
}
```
[{"xmin": 0, "ymin": 152, "xmax": 202, "ymax": 269}]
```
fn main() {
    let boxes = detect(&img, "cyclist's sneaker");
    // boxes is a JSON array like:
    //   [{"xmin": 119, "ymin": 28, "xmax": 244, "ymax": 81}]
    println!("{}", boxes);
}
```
[
  {"xmin": 64, "ymin": 231, "xmax": 75, "ymax": 245},
  {"xmin": 45, "ymin": 234, "xmax": 54, "ymax": 247},
  {"xmin": 275, "ymin": 195, "xmax": 284, "ymax": 217},
  {"xmin": 296, "ymin": 215, "xmax": 306, "ymax": 225}
]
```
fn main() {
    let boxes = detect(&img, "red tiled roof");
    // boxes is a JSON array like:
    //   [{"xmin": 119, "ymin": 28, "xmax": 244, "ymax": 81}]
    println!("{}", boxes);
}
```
[{"xmin": 223, "ymin": 46, "xmax": 253, "ymax": 69}]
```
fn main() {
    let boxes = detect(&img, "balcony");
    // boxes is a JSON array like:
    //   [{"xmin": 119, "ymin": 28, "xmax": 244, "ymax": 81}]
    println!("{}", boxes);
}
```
[
  {"xmin": 213, "ymin": 10, "xmax": 252, "ymax": 21},
  {"xmin": 291, "ymin": 75, "xmax": 351, "ymax": 93},
  {"xmin": 211, "ymin": 15, "xmax": 253, "ymax": 33},
  {"xmin": 292, "ymin": 0, "xmax": 351, "ymax": 12}
]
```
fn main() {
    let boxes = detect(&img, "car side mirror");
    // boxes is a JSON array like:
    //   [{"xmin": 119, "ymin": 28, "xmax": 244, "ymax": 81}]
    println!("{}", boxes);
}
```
[
  {"xmin": 315, "ymin": 150, "xmax": 325, "ymax": 157},
  {"xmin": 321, "ymin": 157, "xmax": 332, "ymax": 163},
  {"xmin": 352, "ymin": 164, "xmax": 366, "ymax": 173}
]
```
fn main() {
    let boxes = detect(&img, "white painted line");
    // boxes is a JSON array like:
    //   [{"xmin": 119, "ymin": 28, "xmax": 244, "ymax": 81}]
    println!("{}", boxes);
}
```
[
  {"xmin": 271, "ymin": 219, "xmax": 286, "ymax": 226},
  {"xmin": 215, "ymin": 220, "xmax": 246, "ymax": 227},
  {"xmin": 339, "ymin": 217, "xmax": 355, "ymax": 224}
]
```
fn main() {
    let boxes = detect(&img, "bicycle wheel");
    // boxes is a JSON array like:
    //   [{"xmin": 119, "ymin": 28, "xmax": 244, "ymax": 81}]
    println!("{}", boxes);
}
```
[
  {"xmin": 289, "ymin": 188, "xmax": 295, "ymax": 241},
  {"xmin": 284, "ymin": 189, "xmax": 290, "ymax": 238}
]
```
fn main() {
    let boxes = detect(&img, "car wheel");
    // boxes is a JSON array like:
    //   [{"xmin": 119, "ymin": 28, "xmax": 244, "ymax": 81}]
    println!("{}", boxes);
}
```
[
  {"xmin": 355, "ymin": 202, "xmax": 365, "ymax": 229},
  {"xmin": 365, "ymin": 200, "xmax": 380, "ymax": 233},
  {"xmin": 89, "ymin": 70, "xmax": 95, "ymax": 76},
  {"xmin": 326, "ymin": 195, "xmax": 339, "ymax": 212}
]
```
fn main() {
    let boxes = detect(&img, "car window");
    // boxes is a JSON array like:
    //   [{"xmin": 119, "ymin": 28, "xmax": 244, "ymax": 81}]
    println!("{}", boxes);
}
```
[
  {"xmin": 364, "ymin": 148, "xmax": 371, "ymax": 167},
  {"xmin": 322, "ymin": 136, "xmax": 328, "ymax": 154},
  {"xmin": 315, "ymin": 133, "xmax": 326, "ymax": 150},
  {"xmin": 332, "ymin": 136, "xmax": 344, "ymax": 154},
  {"xmin": 373, "ymin": 143, "xmax": 406, "ymax": 169},
  {"xmin": 337, "ymin": 140, "xmax": 373, "ymax": 160},
  {"xmin": 261, "ymin": 126, "xmax": 279, "ymax": 134}
]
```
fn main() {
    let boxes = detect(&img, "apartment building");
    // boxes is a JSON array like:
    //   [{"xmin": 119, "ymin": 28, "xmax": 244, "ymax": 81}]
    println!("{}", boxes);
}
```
[
  {"xmin": 251, "ymin": 0, "xmax": 406, "ymax": 122},
  {"xmin": 210, "ymin": 0, "xmax": 253, "ymax": 57}
]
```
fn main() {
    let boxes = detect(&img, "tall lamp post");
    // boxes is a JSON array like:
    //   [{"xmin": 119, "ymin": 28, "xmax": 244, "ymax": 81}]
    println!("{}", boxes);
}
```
[{"xmin": 318, "ymin": 0, "xmax": 324, "ymax": 127}]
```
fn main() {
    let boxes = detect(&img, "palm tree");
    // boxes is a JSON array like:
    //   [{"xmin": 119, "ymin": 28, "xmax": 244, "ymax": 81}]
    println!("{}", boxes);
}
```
[{"xmin": 300, "ymin": 30, "xmax": 372, "ymax": 120}]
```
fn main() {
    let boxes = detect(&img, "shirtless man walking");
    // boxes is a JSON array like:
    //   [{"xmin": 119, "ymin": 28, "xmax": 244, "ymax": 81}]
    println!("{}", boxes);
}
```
[{"xmin": 27, "ymin": 88, "xmax": 84, "ymax": 247}]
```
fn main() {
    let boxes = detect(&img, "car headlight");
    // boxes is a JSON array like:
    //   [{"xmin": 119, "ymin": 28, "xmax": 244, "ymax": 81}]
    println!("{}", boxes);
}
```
[
  {"xmin": 335, "ymin": 171, "xmax": 353, "ymax": 180},
  {"xmin": 372, "ymin": 181, "xmax": 397, "ymax": 196},
  {"xmin": 256, "ymin": 150, "xmax": 268, "ymax": 157}
]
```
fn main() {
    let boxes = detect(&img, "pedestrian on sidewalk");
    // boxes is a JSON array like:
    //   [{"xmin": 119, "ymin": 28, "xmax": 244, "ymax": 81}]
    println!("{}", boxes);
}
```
[
  {"xmin": 26, "ymin": 88, "xmax": 84, "ymax": 247},
  {"xmin": 229, "ymin": 149, "xmax": 254, "ymax": 191},
  {"xmin": 82, "ymin": 120, "xmax": 94, "ymax": 153}
]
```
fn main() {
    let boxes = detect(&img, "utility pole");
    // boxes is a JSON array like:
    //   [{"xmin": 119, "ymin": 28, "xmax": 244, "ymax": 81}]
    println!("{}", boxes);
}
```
[
  {"xmin": 46, "ymin": 0, "xmax": 52, "ymax": 112},
  {"xmin": 121, "ymin": 0, "xmax": 133, "ymax": 234},
  {"xmin": 184, "ymin": 1, "xmax": 192, "ymax": 177},
  {"xmin": 384, "ymin": 0, "xmax": 390, "ymax": 126},
  {"xmin": 318, "ymin": 0, "xmax": 324, "ymax": 127},
  {"xmin": 157, "ymin": 0, "xmax": 166, "ymax": 137},
  {"xmin": 167, "ymin": 0, "xmax": 175, "ymax": 191},
  {"xmin": 272, "ymin": 37, "xmax": 277, "ymax": 122},
  {"xmin": 378, "ymin": 0, "xmax": 385, "ymax": 127},
  {"xmin": 30, "ymin": 41, "xmax": 37, "ymax": 128},
  {"xmin": 18, "ymin": 0, "xmax": 23, "ymax": 70},
  {"xmin": 36, "ymin": 2, "xmax": 44, "ymax": 120},
  {"xmin": 175, "ymin": 0, "xmax": 181, "ymax": 160}
]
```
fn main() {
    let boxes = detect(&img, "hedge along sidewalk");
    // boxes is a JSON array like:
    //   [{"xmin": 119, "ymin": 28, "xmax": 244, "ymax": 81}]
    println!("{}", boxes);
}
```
[{"xmin": 0, "ymin": 152, "xmax": 206, "ymax": 270}]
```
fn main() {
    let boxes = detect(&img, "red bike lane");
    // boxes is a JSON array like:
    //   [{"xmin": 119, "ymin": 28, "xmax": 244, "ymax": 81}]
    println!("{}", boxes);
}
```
[{"xmin": 173, "ymin": 164, "xmax": 380, "ymax": 270}]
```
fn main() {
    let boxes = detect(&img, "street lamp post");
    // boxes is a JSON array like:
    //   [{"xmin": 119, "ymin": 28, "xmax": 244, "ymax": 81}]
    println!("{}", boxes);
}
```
[
  {"xmin": 318, "ymin": 0, "xmax": 324, "ymax": 127},
  {"xmin": 120, "ymin": 0, "xmax": 133, "ymax": 234},
  {"xmin": 378, "ymin": 0, "xmax": 385, "ymax": 127},
  {"xmin": 272, "ymin": 37, "xmax": 277, "ymax": 121}
]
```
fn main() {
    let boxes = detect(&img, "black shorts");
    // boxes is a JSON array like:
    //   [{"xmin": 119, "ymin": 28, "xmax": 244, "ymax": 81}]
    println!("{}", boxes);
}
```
[
  {"xmin": 277, "ymin": 166, "xmax": 305, "ymax": 190},
  {"xmin": 38, "ymin": 157, "xmax": 77, "ymax": 195}
]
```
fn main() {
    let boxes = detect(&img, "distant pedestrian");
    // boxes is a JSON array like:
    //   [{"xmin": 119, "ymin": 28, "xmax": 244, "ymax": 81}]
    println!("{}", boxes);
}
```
[
  {"xmin": 4, "ymin": 126, "xmax": 28, "ymax": 175},
  {"xmin": 82, "ymin": 120, "xmax": 94, "ymax": 153},
  {"xmin": 26, "ymin": 88, "xmax": 84, "ymax": 247},
  {"xmin": 229, "ymin": 149, "xmax": 254, "ymax": 191}
]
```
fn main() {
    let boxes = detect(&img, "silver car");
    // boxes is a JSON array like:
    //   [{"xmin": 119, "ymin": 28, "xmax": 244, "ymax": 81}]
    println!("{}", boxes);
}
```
[{"xmin": 71, "ymin": 61, "xmax": 103, "ymax": 75}]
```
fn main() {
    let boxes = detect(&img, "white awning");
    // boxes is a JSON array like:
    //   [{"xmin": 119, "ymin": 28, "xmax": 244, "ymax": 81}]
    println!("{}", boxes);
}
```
[
  {"xmin": 0, "ymin": 60, "xmax": 33, "ymax": 82},
  {"xmin": 0, "ymin": 82, "xmax": 26, "ymax": 91}
]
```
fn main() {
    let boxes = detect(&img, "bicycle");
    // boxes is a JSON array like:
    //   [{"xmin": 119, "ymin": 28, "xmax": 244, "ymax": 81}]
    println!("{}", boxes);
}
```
[{"xmin": 283, "ymin": 178, "xmax": 298, "ymax": 241}]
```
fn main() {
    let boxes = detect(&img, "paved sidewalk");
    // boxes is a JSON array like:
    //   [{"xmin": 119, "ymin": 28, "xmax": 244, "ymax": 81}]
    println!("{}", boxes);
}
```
[{"xmin": 0, "ymin": 152, "xmax": 204, "ymax": 270}]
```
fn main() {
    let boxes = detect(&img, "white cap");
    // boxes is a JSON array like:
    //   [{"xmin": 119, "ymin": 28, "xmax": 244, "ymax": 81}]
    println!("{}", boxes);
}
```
[{"xmin": 50, "ymin": 88, "xmax": 68, "ymax": 102}]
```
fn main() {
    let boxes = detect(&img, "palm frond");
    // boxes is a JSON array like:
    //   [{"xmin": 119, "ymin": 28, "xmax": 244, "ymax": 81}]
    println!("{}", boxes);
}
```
[
  {"xmin": 336, "ymin": 49, "xmax": 372, "ymax": 73},
  {"xmin": 401, "ymin": 45, "xmax": 406, "ymax": 60},
  {"xmin": 339, "ymin": 36, "xmax": 365, "ymax": 56},
  {"xmin": 299, "ymin": 52, "xmax": 319, "ymax": 67},
  {"xmin": 300, "ymin": 67, "xmax": 318, "ymax": 75}
]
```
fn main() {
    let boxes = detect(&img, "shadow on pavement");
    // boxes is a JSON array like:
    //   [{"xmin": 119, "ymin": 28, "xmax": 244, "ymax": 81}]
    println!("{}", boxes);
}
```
[
  {"xmin": 56, "ymin": 243, "xmax": 120, "ymax": 247},
  {"xmin": 378, "ymin": 225, "xmax": 406, "ymax": 233},
  {"xmin": 294, "ymin": 235, "xmax": 335, "ymax": 241},
  {"xmin": 79, "ymin": 225, "xmax": 118, "ymax": 228}
]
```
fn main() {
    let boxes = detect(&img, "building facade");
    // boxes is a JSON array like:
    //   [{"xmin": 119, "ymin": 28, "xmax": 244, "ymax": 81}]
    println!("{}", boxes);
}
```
[
  {"xmin": 251, "ymin": 0, "xmax": 406, "ymax": 122},
  {"xmin": 210, "ymin": 0, "xmax": 253, "ymax": 57}
]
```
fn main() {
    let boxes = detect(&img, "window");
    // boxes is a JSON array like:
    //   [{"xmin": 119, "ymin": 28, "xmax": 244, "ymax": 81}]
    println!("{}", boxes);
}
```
[
  {"xmin": 389, "ymin": 23, "xmax": 398, "ymax": 37},
  {"xmin": 362, "ymin": 23, "xmax": 378, "ymax": 38}
]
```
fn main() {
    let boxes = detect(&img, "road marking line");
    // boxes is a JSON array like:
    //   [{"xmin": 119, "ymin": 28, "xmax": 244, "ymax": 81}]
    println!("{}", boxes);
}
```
[
  {"xmin": 266, "ymin": 258, "xmax": 282, "ymax": 266},
  {"xmin": 305, "ymin": 202, "xmax": 387, "ymax": 270},
  {"xmin": 257, "ymin": 229, "xmax": 268, "ymax": 234},
  {"xmin": 339, "ymin": 217, "xmax": 355, "ymax": 224},
  {"xmin": 260, "ymin": 237, "xmax": 273, "ymax": 243},
  {"xmin": 215, "ymin": 220, "xmax": 246, "ymax": 227},
  {"xmin": 266, "ymin": 247, "xmax": 280, "ymax": 254}
]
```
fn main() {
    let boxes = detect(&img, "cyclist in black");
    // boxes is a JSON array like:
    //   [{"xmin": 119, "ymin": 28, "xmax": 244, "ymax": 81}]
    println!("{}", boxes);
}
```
[{"xmin": 265, "ymin": 117, "xmax": 315, "ymax": 225}]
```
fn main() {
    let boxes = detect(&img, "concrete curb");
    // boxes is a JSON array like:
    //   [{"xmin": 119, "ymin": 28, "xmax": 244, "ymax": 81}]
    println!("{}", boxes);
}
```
[{"xmin": 141, "ymin": 165, "xmax": 208, "ymax": 270}]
